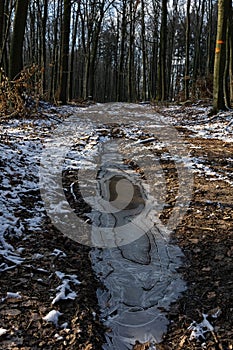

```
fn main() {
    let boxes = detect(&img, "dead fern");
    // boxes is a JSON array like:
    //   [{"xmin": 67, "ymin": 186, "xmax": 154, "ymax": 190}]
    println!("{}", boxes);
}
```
[{"xmin": 0, "ymin": 64, "xmax": 42, "ymax": 118}]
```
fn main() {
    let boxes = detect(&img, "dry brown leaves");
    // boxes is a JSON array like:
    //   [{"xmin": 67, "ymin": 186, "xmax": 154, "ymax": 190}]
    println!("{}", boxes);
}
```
[{"xmin": 0, "ymin": 65, "xmax": 42, "ymax": 119}]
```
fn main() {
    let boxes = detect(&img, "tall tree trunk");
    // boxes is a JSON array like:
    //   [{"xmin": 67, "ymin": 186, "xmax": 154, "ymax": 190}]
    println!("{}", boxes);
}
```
[
  {"xmin": 88, "ymin": 1, "xmax": 105, "ymax": 99},
  {"xmin": 41, "ymin": 0, "xmax": 48, "ymax": 94},
  {"xmin": 213, "ymin": 0, "xmax": 230, "ymax": 112},
  {"xmin": 206, "ymin": 0, "xmax": 213, "ymax": 76},
  {"xmin": 69, "ymin": 7, "xmax": 79, "ymax": 100},
  {"xmin": 9, "ymin": 0, "xmax": 29, "ymax": 80},
  {"xmin": 150, "ymin": 35, "xmax": 158, "ymax": 99},
  {"xmin": 185, "ymin": 0, "xmax": 191, "ymax": 100},
  {"xmin": 0, "ymin": 0, "xmax": 5, "ymax": 50},
  {"xmin": 157, "ymin": 0, "xmax": 167, "ymax": 101},
  {"xmin": 117, "ymin": 0, "xmax": 127, "ymax": 101},
  {"xmin": 166, "ymin": 1, "xmax": 177, "ymax": 101},
  {"xmin": 0, "ymin": 0, "xmax": 13, "ymax": 70},
  {"xmin": 49, "ymin": 0, "xmax": 60, "ymax": 101},
  {"xmin": 141, "ymin": 0, "xmax": 147, "ymax": 101},
  {"xmin": 229, "ymin": 1, "xmax": 233, "ymax": 105},
  {"xmin": 128, "ymin": 0, "xmax": 137, "ymax": 102},
  {"xmin": 224, "ymin": 17, "xmax": 230, "ymax": 108},
  {"xmin": 192, "ymin": 0, "xmax": 205, "ymax": 94},
  {"xmin": 58, "ymin": 0, "xmax": 71, "ymax": 104}
]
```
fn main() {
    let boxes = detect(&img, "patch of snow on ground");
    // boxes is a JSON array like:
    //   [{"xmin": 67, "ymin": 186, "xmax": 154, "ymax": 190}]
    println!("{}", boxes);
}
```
[
  {"xmin": 6, "ymin": 291, "xmax": 22, "ymax": 299},
  {"xmin": 43, "ymin": 310, "xmax": 63, "ymax": 326},
  {"xmin": 0, "ymin": 119, "xmax": 49, "ymax": 272},
  {"xmin": 192, "ymin": 157, "xmax": 233, "ymax": 187},
  {"xmin": 188, "ymin": 112, "xmax": 233, "ymax": 142},
  {"xmin": 188, "ymin": 314, "xmax": 214, "ymax": 340},
  {"xmin": 0, "ymin": 328, "xmax": 8, "ymax": 336},
  {"xmin": 51, "ymin": 271, "xmax": 81, "ymax": 304}
]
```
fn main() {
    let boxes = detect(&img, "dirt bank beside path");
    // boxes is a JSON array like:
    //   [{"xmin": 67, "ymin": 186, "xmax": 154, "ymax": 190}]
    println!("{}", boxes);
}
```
[{"xmin": 0, "ymin": 103, "xmax": 232, "ymax": 350}]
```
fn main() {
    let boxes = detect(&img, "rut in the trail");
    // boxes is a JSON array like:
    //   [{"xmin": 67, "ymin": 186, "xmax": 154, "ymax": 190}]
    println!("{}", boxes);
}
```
[
  {"xmin": 88, "ymin": 135, "xmax": 186, "ymax": 349},
  {"xmin": 41, "ymin": 103, "xmax": 192, "ymax": 349}
]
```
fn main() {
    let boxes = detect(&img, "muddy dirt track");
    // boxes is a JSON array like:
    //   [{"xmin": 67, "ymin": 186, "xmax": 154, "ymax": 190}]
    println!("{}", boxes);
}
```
[{"xmin": 0, "ymin": 102, "xmax": 232, "ymax": 350}]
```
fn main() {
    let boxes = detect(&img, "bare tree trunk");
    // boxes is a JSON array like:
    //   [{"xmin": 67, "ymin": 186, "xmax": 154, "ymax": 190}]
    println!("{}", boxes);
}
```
[
  {"xmin": 0, "ymin": 0, "xmax": 5, "ymax": 50},
  {"xmin": 229, "ymin": 1, "xmax": 233, "ymax": 105},
  {"xmin": 224, "ymin": 17, "xmax": 230, "ymax": 108},
  {"xmin": 49, "ymin": 0, "xmax": 60, "ymax": 101},
  {"xmin": 213, "ymin": 0, "xmax": 230, "ymax": 112},
  {"xmin": 128, "ymin": 0, "xmax": 137, "ymax": 102},
  {"xmin": 192, "ymin": 0, "xmax": 205, "ymax": 94},
  {"xmin": 141, "ymin": 0, "xmax": 147, "ymax": 101},
  {"xmin": 185, "ymin": 0, "xmax": 191, "ymax": 100},
  {"xmin": 157, "ymin": 0, "xmax": 167, "ymax": 101},
  {"xmin": 206, "ymin": 0, "xmax": 213, "ymax": 76},
  {"xmin": 88, "ymin": 1, "xmax": 105, "ymax": 99},
  {"xmin": 9, "ymin": 0, "xmax": 29, "ymax": 80},
  {"xmin": 0, "ymin": 0, "xmax": 13, "ymax": 70},
  {"xmin": 58, "ymin": 0, "xmax": 71, "ymax": 104},
  {"xmin": 69, "ymin": 7, "xmax": 79, "ymax": 100},
  {"xmin": 117, "ymin": 0, "xmax": 127, "ymax": 101},
  {"xmin": 41, "ymin": 0, "xmax": 48, "ymax": 94}
]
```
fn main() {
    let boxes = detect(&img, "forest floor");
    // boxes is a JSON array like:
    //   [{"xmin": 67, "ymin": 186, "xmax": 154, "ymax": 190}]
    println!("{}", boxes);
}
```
[{"xmin": 0, "ymin": 102, "xmax": 232, "ymax": 350}]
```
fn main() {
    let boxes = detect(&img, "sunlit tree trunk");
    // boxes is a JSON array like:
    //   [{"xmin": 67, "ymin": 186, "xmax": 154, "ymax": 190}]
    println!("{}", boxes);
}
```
[
  {"xmin": 224, "ymin": 16, "xmax": 231, "ymax": 108},
  {"xmin": 213, "ymin": 0, "xmax": 230, "ymax": 112}
]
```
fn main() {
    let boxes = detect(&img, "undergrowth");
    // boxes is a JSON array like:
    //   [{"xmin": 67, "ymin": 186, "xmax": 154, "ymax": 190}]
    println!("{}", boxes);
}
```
[{"xmin": 0, "ymin": 65, "xmax": 42, "ymax": 118}]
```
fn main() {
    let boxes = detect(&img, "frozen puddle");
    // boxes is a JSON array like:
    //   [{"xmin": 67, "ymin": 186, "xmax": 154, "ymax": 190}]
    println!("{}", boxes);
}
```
[{"xmin": 88, "ymin": 141, "xmax": 186, "ymax": 349}]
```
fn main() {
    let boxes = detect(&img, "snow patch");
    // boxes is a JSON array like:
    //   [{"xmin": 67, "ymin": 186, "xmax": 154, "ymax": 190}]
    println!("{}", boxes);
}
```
[
  {"xmin": 188, "ymin": 314, "xmax": 214, "ymax": 340},
  {"xmin": 0, "ymin": 328, "xmax": 8, "ymax": 336},
  {"xmin": 6, "ymin": 292, "xmax": 22, "ymax": 299},
  {"xmin": 43, "ymin": 310, "xmax": 63, "ymax": 326},
  {"xmin": 51, "ymin": 271, "xmax": 81, "ymax": 304}
]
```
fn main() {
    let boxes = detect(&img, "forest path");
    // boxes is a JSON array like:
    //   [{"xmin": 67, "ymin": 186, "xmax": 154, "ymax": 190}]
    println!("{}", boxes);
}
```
[
  {"xmin": 39, "ymin": 102, "xmax": 191, "ymax": 349},
  {"xmin": 0, "ymin": 102, "xmax": 232, "ymax": 350}
]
